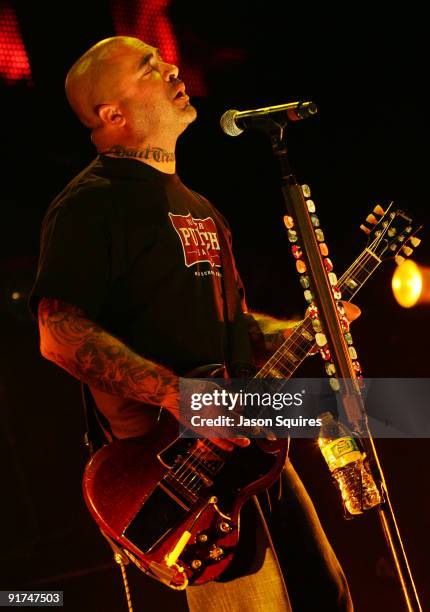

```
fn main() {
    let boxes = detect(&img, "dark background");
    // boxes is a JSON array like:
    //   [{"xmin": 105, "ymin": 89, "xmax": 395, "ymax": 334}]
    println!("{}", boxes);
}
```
[{"xmin": 1, "ymin": 2, "xmax": 428, "ymax": 611}]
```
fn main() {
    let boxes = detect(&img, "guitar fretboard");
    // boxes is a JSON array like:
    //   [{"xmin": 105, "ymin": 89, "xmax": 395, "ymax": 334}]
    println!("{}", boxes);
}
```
[{"xmin": 256, "ymin": 248, "xmax": 381, "ymax": 380}]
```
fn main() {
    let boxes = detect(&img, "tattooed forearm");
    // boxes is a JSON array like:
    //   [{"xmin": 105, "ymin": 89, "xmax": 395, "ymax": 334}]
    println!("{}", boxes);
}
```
[
  {"xmin": 38, "ymin": 298, "xmax": 180, "ymax": 413},
  {"xmin": 101, "ymin": 144, "xmax": 175, "ymax": 163}
]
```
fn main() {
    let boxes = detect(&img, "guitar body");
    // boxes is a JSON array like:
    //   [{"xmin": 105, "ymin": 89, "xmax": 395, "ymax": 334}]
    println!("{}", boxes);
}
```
[{"xmin": 83, "ymin": 391, "xmax": 287, "ymax": 589}]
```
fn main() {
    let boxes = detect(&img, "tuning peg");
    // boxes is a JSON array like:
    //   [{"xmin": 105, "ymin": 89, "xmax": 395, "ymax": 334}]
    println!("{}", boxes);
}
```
[
  {"xmin": 402, "ymin": 246, "xmax": 413, "ymax": 257},
  {"xmin": 410, "ymin": 237, "xmax": 421, "ymax": 248},
  {"xmin": 373, "ymin": 204, "xmax": 385, "ymax": 216},
  {"xmin": 360, "ymin": 224, "xmax": 371, "ymax": 235},
  {"xmin": 395, "ymin": 255, "xmax": 406, "ymax": 265},
  {"xmin": 366, "ymin": 214, "xmax": 378, "ymax": 224}
]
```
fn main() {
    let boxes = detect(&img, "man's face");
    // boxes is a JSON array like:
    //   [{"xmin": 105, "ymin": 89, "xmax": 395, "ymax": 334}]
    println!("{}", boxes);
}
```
[{"xmin": 110, "ymin": 40, "xmax": 197, "ymax": 140}]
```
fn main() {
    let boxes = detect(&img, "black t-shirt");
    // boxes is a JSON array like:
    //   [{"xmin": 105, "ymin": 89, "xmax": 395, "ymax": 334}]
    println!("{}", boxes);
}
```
[{"xmin": 30, "ymin": 155, "xmax": 253, "ymax": 438}]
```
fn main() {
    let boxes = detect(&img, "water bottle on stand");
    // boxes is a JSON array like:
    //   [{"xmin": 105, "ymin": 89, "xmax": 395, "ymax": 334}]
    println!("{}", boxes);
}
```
[{"xmin": 318, "ymin": 411, "xmax": 381, "ymax": 516}]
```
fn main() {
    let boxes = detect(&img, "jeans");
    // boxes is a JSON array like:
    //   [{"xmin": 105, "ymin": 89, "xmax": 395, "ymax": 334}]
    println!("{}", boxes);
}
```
[
  {"xmin": 186, "ymin": 458, "xmax": 353, "ymax": 612},
  {"xmin": 186, "ymin": 503, "xmax": 292, "ymax": 612}
]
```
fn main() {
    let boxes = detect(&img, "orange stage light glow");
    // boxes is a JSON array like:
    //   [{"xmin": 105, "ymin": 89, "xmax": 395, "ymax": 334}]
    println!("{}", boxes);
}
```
[{"xmin": 392, "ymin": 260, "xmax": 430, "ymax": 308}]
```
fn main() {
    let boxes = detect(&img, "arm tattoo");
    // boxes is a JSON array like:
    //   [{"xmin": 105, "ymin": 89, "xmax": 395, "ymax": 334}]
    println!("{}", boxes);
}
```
[{"xmin": 38, "ymin": 298, "xmax": 179, "ymax": 412}]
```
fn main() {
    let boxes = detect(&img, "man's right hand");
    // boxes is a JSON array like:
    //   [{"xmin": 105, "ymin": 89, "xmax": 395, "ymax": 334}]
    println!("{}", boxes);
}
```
[{"xmin": 162, "ymin": 377, "xmax": 250, "ymax": 452}]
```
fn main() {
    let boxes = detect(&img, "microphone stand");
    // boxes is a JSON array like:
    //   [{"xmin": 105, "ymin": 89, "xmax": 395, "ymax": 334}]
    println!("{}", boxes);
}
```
[{"xmin": 267, "ymin": 122, "xmax": 422, "ymax": 611}]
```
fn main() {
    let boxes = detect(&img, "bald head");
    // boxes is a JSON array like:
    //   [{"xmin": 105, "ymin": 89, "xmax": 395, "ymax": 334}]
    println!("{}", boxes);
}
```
[{"xmin": 65, "ymin": 36, "xmax": 145, "ymax": 128}]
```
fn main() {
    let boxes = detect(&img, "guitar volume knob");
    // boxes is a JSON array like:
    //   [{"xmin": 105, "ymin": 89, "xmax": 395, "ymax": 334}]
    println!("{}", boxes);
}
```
[
  {"xmin": 197, "ymin": 533, "xmax": 208, "ymax": 543},
  {"xmin": 209, "ymin": 546, "xmax": 224, "ymax": 560},
  {"xmin": 191, "ymin": 559, "xmax": 202, "ymax": 570}
]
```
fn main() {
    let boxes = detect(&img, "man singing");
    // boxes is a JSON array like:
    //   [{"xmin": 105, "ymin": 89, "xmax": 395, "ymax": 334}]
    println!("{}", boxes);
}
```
[{"xmin": 30, "ymin": 36, "xmax": 354, "ymax": 611}]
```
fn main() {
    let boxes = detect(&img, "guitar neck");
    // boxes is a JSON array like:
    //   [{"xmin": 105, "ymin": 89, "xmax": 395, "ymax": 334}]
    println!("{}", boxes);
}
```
[
  {"xmin": 338, "ymin": 248, "xmax": 382, "ymax": 301},
  {"xmin": 255, "ymin": 248, "xmax": 382, "ymax": 379}
]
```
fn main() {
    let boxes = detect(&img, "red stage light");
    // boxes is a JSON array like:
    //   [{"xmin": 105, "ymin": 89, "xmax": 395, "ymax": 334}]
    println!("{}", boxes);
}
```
[
  {"xmin": 111, "ymin": 0, "xmax": 206, "ymax": 96},
  {"xmin": 0, "ymin": 1, "xmax": 32, "ymax": 85}
]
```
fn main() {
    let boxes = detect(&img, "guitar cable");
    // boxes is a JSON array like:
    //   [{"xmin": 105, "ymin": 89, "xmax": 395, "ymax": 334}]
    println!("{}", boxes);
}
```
[{"xmin": 100, "ymin": 530, "xmax": 134, "ymax": 612}]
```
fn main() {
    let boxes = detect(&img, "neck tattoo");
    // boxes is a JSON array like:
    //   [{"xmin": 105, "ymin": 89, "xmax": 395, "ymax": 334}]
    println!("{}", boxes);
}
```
[{"xmin": 102, "ymin": 144, "xmax": 175, "ymax": 164}]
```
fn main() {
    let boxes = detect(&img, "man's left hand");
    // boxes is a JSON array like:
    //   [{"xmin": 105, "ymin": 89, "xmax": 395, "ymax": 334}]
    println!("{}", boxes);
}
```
[
  {"xmin": 306, "ymin": 300, "xmax": 361, "ymax": 355},
  {"xmin": 304, "ymin": 300, "xmax": 361, "ymax": 327}
]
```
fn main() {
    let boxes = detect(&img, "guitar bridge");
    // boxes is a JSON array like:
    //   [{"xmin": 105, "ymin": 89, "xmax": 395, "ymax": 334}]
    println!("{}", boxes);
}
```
[{"xmin": 185, "ymin": 464, "xmax": 213, "ymax": 487}]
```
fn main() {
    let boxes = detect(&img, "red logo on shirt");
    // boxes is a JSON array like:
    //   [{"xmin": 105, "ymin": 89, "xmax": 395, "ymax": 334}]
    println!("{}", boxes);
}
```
[{"xmin": 168, "ymin": 212, "xmax": 221, "ymax": 268}]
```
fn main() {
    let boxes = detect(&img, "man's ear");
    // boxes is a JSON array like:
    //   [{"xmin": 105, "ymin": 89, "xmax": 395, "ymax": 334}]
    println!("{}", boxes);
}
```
[{"xmin": 96, "ymin": 104, "xmax": 126, "ymax": 127}]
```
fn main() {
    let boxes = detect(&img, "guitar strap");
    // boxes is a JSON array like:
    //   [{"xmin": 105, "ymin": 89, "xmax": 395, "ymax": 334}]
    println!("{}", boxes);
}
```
[{"xmin": 80, "ymin": 383, "xmax": 114, "ymax": 456}]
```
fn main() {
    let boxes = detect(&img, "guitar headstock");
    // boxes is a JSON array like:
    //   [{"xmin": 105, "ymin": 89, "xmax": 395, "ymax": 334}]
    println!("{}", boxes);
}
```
[{"xmin": 360, "ymin": 202, "xmax": 422, "ymax": 264}]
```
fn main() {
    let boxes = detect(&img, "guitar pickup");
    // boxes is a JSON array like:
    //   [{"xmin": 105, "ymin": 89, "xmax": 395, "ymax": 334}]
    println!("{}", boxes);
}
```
[{"xmin": 186, "ymin": 464, "xmax": 213, "ymax": 487}]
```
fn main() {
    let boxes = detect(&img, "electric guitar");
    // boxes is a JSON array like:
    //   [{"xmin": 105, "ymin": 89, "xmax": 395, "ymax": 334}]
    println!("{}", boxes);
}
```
[{"xmin": 83, "ymin": 203, "xmax": 421, "ymax": 590}]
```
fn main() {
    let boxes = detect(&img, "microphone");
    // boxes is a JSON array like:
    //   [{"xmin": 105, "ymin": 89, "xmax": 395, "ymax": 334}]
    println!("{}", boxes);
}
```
[{"xmin": 220, "ymin": 100, "xmax": 318, "ymax": 136}]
